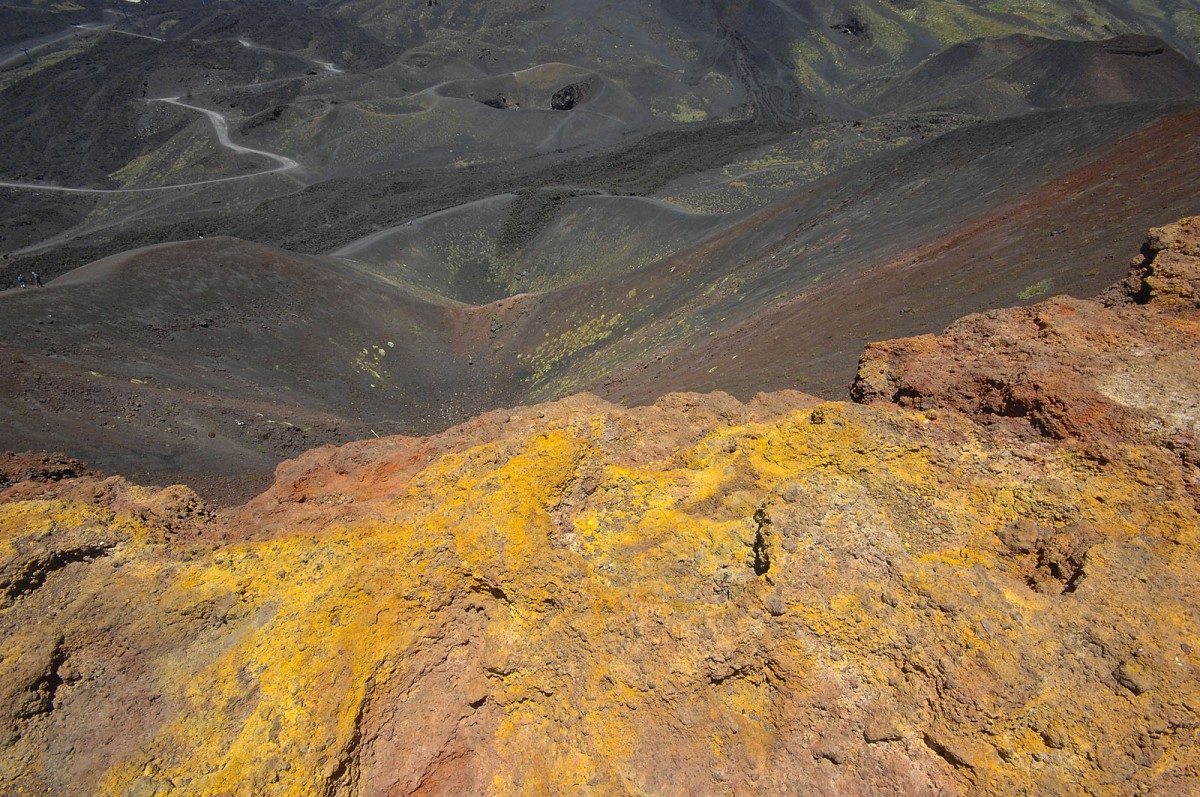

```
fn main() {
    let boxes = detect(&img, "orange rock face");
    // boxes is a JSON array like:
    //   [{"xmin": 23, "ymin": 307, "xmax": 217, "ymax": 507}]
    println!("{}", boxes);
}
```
[
  {"xmin": 1, "ymin": 220, "xmax": 1198, "ymax": 795},
  {"xmin": 852, "ymin": 217, "xmax": 1200, "ymax": 451}
]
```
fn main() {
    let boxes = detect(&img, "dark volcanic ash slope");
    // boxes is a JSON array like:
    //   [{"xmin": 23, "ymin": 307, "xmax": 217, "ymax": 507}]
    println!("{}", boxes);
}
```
[
  {"xmin": 154, "ymin": 0, "xmax": 398, "ymax": 71},
  {"xmin": 0, "ymin": 2, "xmax": 103, "ymax": 51},
  {"xmin": 2, "ymin": 0, "xmax": 1200, "ymax": 500},
  {"xmin": 0, "ymin": 33, "xmax": 320, "ymax": 186},
  {"xmin": 3, "ymin": 99, "xmax": 1198, "ymax": 503},
  {"xmin": 873, "ymin": 34, "xmax": 1200, "ymax": 115},
  {"xmin": 479, "ymin": 99, "xmax": 1200, "ymax": 405},
  {"xmin": 0, "ymin": 237, "xmax": 494, "ymax": 502},
  {"xmin": 5, "ymin": 0, "xmax": 1200, "ymax": 258}
]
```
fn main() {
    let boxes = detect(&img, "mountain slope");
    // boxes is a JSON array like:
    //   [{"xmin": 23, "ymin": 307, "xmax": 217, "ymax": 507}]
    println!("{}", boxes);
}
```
[
  {"xmin": 0, "ymin": 237, "xmax": 487, "ymax": 500},
  {"xmin": 873, "ymin": 33, "xmax": 1200, "ymax": 114},
  {"xmin": 2, "ymin": 1, "xmax": 1200, "ymax": 498},
  {"xmin": 3, "ymin": 98, "xmax": 1198, "ymax": 500},
  {"xmin": 1, "ymin": 217, "xmax": 1197, "ymax": 795}
]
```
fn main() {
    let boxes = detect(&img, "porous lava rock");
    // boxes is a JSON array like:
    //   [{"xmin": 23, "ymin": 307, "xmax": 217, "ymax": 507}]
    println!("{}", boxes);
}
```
[
  {"xmin": 1, "ymin": 221, "xmax": 1198, "ymax": 795},
  {"xmin": 0, "ymin": 452, "xmax": 93, "ymax": 491},
  {"xmin": 551, "ymin": 80, "xmax": 594, "ymax": 110}
]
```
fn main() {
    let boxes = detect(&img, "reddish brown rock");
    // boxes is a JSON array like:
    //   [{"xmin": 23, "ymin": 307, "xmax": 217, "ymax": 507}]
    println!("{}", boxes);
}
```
[
  {"xmin": 0, "ymin": 221, "xmax": 1197, "ymax": 796},
  {"xmin": 851, "ymin": 216, "xmax": 1200, "ymax": 453}
]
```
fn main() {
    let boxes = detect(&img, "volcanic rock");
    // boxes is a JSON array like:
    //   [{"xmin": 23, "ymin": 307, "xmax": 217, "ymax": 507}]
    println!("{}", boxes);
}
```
[
  {"xmin": 550, "ymin": 80, "xmax": 593, "ymax": 111},
  {"xmin": 1, "ymin": 220, "xmax": 1198, "ymax": 794},
  {"xmin": 851, "ymin": 216, "xmax": 1200, "ymax": 450}
]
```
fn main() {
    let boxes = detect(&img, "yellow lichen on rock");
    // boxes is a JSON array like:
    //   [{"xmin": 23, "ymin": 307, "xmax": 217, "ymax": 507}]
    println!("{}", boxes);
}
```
[
  {"xmin": 49, "ymin": 398, "xmax": 1188, "ymax": 795},
  {"xmin": 4, "ymin": 219, "xmax": 1200, "ymax": 795}
]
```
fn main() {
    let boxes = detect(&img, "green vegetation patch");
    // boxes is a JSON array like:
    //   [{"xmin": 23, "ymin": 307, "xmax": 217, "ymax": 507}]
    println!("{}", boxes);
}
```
[
  {"xmin": 1018, "ymin": 278, "xmax": 1053, "ymax": 300},
  {"xmin": 0, "ymin": 41, "xmax": 90, "ymax": 92},
  {"xmin": 527, "ymin": 314, "xmax": 624, "ymax": 383}
]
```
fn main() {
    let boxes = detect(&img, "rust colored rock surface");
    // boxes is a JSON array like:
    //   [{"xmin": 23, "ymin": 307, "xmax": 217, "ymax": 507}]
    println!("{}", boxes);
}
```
[
  {"xmin": 0, "ymin": 221, "xmax": 1198, "ymax": 795},
  {"xmin": 852, "ymin": 217, "xmax": 1200, "ymax": 452}
]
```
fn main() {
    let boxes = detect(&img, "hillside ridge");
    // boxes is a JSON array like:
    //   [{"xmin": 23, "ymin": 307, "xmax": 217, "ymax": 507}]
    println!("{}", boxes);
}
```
[{"xmin": 1, "ymin": 217, "xmax": 1197, "ymax": 795}]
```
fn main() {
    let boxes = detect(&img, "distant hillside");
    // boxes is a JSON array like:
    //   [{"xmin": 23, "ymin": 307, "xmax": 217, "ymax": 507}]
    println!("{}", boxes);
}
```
[{"xmin": 874, "ymin": 33, "xmax": 1200, "ymax": 115}]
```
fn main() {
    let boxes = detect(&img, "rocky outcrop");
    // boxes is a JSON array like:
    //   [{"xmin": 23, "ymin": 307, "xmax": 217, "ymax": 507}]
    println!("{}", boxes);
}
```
[
  {"xmin": 1, "ymin": 220, "xmax": 1198, "ymax": 795},
  {"xmin": 551, "ymin": 80, "xmax": 594, "ymax": 111},
  {"xmin": 851, "ymin": 217, "xmax": 1200, "ymax": 451}
]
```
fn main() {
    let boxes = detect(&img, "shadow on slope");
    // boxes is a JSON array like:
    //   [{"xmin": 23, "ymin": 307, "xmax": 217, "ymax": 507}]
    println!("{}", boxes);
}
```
[{"xmin": 873, "ymin": 34, "xmax": 1200, "ymax": 116}]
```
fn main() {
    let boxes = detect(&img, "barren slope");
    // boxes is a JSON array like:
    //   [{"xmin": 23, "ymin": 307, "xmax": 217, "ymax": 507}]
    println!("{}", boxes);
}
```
[
  {"xmin": 0, "ymin": 217, "xmax": 1197, "ymax": 795},
  {"xmin": 2, "ymin": 98, "xmax": 1198, "ymax": 500},
  {"xmin": 2, "ymin": 2, "xmax": 1200, "ymax": 500},
  {"xmin": 0, "ymin": 237, "xmax": 493, "ymax": 501}
]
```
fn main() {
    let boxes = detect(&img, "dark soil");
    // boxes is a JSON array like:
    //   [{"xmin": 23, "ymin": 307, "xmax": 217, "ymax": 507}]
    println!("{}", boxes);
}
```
[
  {"xmin": 3, "ymin": 0, "xmax": 1200, "ymax": 502},
  {"xmin": 5, "ymin": 118, "xmax": 786, "ymax": 285}
]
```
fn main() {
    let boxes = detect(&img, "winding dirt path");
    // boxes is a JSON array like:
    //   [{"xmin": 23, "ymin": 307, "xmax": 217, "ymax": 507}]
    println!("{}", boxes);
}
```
[
  {"xmin": 156, "ymin": 96, "xmax": 299, "ymax": 170},
  {"xmin": 238, "ymin": 37, "xmax": 342, "ymax": 74},
  {"xmin": 0, "ymin": 97, "xmax": 300, "ymax": 194}
]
